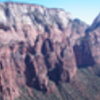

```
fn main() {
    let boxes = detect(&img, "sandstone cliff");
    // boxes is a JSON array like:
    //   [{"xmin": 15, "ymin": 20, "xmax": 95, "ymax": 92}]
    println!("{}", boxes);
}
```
[
  {"xmin": 86, "ymin": 13, "xmax": 100, "ymax": 64},
  {"xmin": 0, "ymin": 2, "xmax": 100, "ymax": 100},
  {"xmin": 0, "ymin": 2, "xmax": 77, "ymax": 100}
]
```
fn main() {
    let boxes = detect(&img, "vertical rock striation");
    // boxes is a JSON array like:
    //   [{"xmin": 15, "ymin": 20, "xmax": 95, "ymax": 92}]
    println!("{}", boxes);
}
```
[
  {"xmin": 0, "ymin": 2, "xmax": 77, "ymax": 100},
  {"xmin": 0, "ymin": 2, "xmax": 100, "ymax": 100}
]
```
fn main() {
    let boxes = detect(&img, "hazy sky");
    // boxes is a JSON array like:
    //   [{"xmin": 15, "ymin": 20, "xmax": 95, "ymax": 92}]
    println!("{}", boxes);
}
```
[{"xmin": 0, "ymin": 0, "xmax": 100, "ymax": 24}]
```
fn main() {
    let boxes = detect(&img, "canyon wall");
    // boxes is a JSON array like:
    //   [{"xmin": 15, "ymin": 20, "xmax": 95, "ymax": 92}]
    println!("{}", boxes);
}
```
[{"xmin": 0, "ymin": 2, "xmax": 100, "ymax": 100}]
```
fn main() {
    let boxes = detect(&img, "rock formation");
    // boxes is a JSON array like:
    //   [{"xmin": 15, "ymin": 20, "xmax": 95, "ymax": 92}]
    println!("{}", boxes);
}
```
[
  {"xmin": 0, "ymin": 2, "xmax": 78, "ymax": 100},
  {"xmin": 0, "ymin": 2, "xmax": 100, "ymax": 100},
  {"xmin": 86, "ymin": 13, "xmax": 100, "ymax": 64}
]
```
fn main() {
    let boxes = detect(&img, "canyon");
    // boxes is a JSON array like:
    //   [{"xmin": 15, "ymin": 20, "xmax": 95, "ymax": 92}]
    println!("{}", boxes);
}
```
[{"xmin": 0, "ymin": 2, "xmax": 100, "ymax": 100}]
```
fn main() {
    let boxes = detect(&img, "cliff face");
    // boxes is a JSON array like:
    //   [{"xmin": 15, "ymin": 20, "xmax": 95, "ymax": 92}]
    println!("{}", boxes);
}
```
[
  {"xmin": 86, "ymin": 13, "xmax": 100, "ymax": 64},
  {"xmin": 0, "ymin": 2, "xmax": 77, "ymax": 100},
  {"xmin": 0, "ymin": 2, "xmax": 100, "ymax": 100}
]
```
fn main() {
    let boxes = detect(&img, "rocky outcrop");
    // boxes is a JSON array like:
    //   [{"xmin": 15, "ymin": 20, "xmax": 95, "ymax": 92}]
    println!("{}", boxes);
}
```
[
  {"xmin": 86, "ymin": 13, "xmax": 100, "ymax": 64},
  {"xmin": 73, "ymin": 13, "xmax": 100, "ymax": 67},
  {"xmin": 0, "ymin": 2, "xmax": 78, "ymax": 100},
  {"xmin": 0, "ymin": 2, "xmax": 100, "ymax": 100},
  {"xmin": 0, "ymin": 46, "xmax": 20, "ymax": 100},
  {"xmin": 69, "ymin": 19, "xmax": 92, "ymax": 67}
]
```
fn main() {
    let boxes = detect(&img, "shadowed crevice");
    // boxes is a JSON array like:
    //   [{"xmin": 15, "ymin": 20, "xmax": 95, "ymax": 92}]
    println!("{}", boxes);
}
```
[
  {"xmin": 24, "ymin": 54, "xmax": 36, "ymax": 87},
  {"xmin": 73, "ymin": 41, "xmax": 95, "ymax": 68}
]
